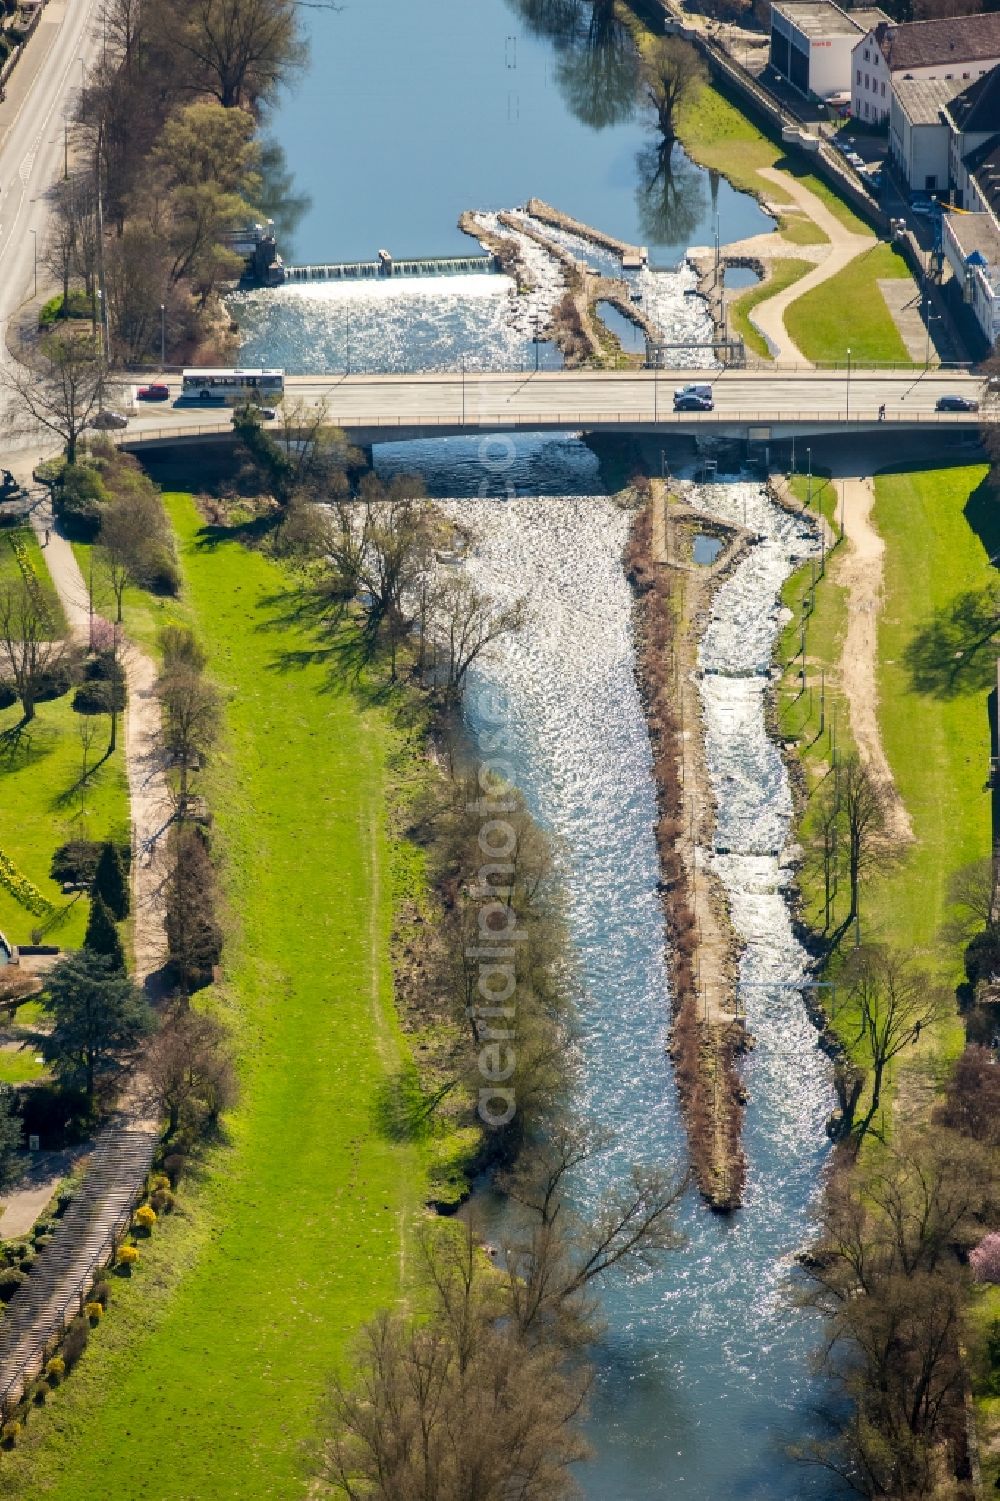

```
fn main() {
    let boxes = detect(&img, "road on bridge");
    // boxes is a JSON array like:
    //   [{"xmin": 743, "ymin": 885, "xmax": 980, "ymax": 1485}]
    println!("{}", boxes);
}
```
[{"xmin": 120, "ymin": 367, "xmax": 988, "ymax": 444}]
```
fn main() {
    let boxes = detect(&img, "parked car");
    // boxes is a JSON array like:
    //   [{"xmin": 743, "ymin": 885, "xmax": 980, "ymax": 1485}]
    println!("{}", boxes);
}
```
[
  {"xmin": 137, "ymin": 382, "xmax": 170, "ymax": 401},
  {"xmin": 88, "ymin": 410, "xmax": 129, "ymax": 429},
  {"xmin": 256, "ymin": 407, "xmax": 278, "ymax": 420},
  {"xmin": 910, "ymin": 198, "xmax": 939, "ymax": 218},
  {"xmin": 935, "ymin": 394, "xmax": 979, "ymax": 412},
  {"xmin": 673, "ymin": 392, "xmax": 713, "ymax": 412},
  {"xmin": 846, "ymin": 152, "xmax": 865, "ymax": 169}
]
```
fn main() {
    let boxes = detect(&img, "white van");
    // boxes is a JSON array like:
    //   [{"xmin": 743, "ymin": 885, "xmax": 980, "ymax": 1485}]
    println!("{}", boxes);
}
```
[{"xmin": 674, "ymin": 382, "xmax": 712, "ymax": 401}]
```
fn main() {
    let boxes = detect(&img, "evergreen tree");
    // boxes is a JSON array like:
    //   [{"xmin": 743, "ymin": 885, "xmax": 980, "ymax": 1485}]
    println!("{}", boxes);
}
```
[
  {"xmin": 41, "ymin": 950, "xmax": 153, "ymax": 1103},
  {"xmin": 0, "ymin": 1087, "xmax": 23, "ymax": 1188},
  {"xmin": 84, "ymin": 892, "xmax": 126, "ymax": 973},
  {"xmin": 94, "ymin": 840, "xmax": 130, "ymax": 921}
]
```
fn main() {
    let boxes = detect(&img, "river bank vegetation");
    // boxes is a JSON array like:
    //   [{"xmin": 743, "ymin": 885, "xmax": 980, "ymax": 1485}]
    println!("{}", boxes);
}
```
[
  {"xmin": 35, "ymin": 0, "xmax": 309, "ymax": 369},
  {"xmin": 626, "ymin": 489, "xmax": 747, "ymax": 1210},
  {"xmin": 774, "ymin": 459, "xmax": 1000, "ymax": 1494}
]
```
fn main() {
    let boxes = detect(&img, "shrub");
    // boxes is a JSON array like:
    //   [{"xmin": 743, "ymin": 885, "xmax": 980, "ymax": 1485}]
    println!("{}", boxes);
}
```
[
  {"xmin": 18, "ymin": 1083, "xmax": 91, "ymax": 1150},
  {"xmin": 62, "ymin": 1315, "xmax": 89, "ymax": 1370},
  {"xmin": 116, "ymin": 1244, "xmax": 138, "ymax": 1270},
  {"xmin": 147, "ymin": 1172, "xmax": 170, "ymax": 1194},
  {"xmin": 1, "ymin": 1419, "xmax": 22, "ymax": 1447},
  {"xmin": 0, "ymin": 681, "xmax": 16, "ymax": 711},
  {"xmin": 971, "ymin": 1233, "xmax": 1000, "ymax": 1285},
  {"xmin": 53, "ymin": 464, "xmax": 106, "ymax": 540},
  {"xmin": 163, "ymin": 1151, "xmax": 186, "ymax": 1186},
  {"xmin": 44, "ymin": 1356, "xmax": 65, "ymax": 1385},
  {"xmin": 965, "ymin": 924, "xmax": 1000, "ymax": 987},
  {"xmin": 150, "ymin": 1187, "xmax": 175, "ymax": 1215},
  {"xmin": 143, "ymin": 547, "xmax": 181, "ymax": 597},
  {"xmin": 0, "ymin": 1267, "xmax": 27, "ymax": 1302},
  {"xmin": 90, "ymin": 1279, "xmax": 110, "ymax": 1309},
  {"xmin": 73, "ymin": 678, "xmax": 125, "ymax": 715},
  {"xmin": 84, "ymin": 1301, "xmax": 103, "ymax": 1325},
  {"xmin": 33, "ymin": 1233, "xmax": 53, "ymax": 1249},
  {"xmin": 134, "ymin": 1204, "xmax": 156, "ymax": 1232},
  {"xmin": 94, "ymin": 841, "xmax": 129, "ymax": 921},
  {"xmin": 30, "ymin": 1379, "xmax": 49, "ymax": 1405}
]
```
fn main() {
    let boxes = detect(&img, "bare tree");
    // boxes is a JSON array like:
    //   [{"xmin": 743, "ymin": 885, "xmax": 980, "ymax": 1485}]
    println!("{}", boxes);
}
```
[
  {"xmin": 640, "ymin": 38, "xmax": 706, "ymax": 152},
  {"xmin": 160, "ymin": 0, "xmax": 308, "ymax": 109},
  {"xmin": 324, "ymin": 1130, "xmax": 686, "ymax": 1500},
  {"xmin": 0, "ymin": 580, "xmax": 68, "ymax": 724},
  {"xmin": 98, "ymin": 488, "xmax": 172, "ymax": 622},
  {"xmin": 838, "ymin": 755, "xmax": 886, "ymax": 927},
  {"xmin": 163, "ymin": 827, "xmax": 223, "ymax": 992},
  {"xmin": 436, "ymin": 574, "xmax": 528, "ymax": 700},
  {"xmin": 155, "ymin": 660, "xmax": 220, "ymax": 811},
  {"xmin": 1, "ymin": 330, "xmax": 104, "ymax": 464},
  {"xmin": 846, "ymin": 948, "xmax": 948, "ymax": 1141},
  {"xmin": 147, "ymin": 1005, "xmax": 236, "ymax": 1134}
]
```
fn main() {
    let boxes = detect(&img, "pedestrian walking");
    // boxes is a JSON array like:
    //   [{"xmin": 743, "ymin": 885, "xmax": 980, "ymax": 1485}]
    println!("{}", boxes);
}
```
[
  {"xmin": 878, "ymin": 403, "xmax": 886, "ymax": 421},
  {"xmin": 43, "ymin": 527, "xmax": 49, "ymax": 546}
]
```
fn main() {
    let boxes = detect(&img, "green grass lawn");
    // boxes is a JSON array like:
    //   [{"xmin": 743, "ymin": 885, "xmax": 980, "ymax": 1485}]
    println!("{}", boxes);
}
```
[
  {"xmin": 778, "ymin": 463, "xmax": 992, "ymax": 1096},
  {"xmin": 0, "ymin": 527, "xmax": 66, "ymax": 634},
  {"xmin": 784, "ymin": 243, "xmax": 915, "ymax": 364},
  {"xmin": 69, "ymin": 541, "xmax": 190, "ymax": 657},
  {"xmin": 868, "ymin": 466, "xmax": 994, "ymax": 985},
  {"xmin": 675, "ymin": 82, "xmax": 869, "ymax": 240},
  {"xmin": 729, "ymin": 257, "xmax": 812, "ymax": 359},
  {"xmin": 0, "ymin": 494, "xmax": 429, "ymax": 1500},
  {"xmin": 0, "ymin": 696, "xmax": 129, "ymax": 950}
]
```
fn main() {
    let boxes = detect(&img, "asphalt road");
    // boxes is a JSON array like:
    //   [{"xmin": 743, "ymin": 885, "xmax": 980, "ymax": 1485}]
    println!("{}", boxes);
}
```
[
  {"xmin": 0, "ymin": 0, "xmax": 102, "ymax": 412},
  {"xmin": 118, "ymin": 367, "xmax": 989, "ymax": 442}
]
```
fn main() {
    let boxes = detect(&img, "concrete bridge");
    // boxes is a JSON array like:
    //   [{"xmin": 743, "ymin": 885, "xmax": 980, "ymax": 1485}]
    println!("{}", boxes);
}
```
[{"xmin": 118, "ymin": 368, "xmax": 989, "ymax": 451}]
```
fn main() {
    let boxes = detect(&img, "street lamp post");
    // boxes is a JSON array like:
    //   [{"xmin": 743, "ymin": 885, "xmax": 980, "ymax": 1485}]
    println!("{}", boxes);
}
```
[
  {"xmin": 806, "ymin": 446, "xmax": 812, "ymax": 507},
  {"xmin": 160, "ymin": 303, "xmax": 166, "ymax": 369},
  {"xmin": 845, "ymin": 346, "xmax": 852, "ymax": 420}
]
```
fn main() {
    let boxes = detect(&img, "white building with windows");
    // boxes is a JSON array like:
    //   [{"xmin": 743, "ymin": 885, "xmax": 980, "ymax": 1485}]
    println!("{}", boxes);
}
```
[
  {"xmin": 769, "ymin": 2, "xmax": 888, "ymax": 99},
  {"xmin": 853, "ymin": 13, "xmax": 1000, "ymax": 125},
  {"xmin": 888, "ymin": 77, "xmax": 963, "ymax": 192}
]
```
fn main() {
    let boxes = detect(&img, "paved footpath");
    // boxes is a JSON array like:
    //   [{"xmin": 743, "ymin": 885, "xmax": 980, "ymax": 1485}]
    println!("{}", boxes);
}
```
[
  {"xmin": 0, "ymin": 487, "xmax": 168, "ymax": 1413},
  {"xmin": 748, "ymin": 169, "xmax": 876, "ymax": 367}
]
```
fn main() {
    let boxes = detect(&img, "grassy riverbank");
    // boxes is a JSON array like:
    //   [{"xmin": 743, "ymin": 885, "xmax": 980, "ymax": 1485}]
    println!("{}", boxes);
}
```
[
  {"xmin": 784, "ymin": 244, "xmax": 914, "ymax": 365},
  {"xmin": 778, "ymin": 462, "xmax": 991, "ymax": 1096},
  {"xmin": 729, "ymin": 257, "xmax": 812, "ymax": 358},
  {"xmin": 674, "ymin": 80, "xmax": 866, "ymax": 240},
  {"xmin": 1, "ymin": 493, "xmax": 428, "ymax": 1501}
]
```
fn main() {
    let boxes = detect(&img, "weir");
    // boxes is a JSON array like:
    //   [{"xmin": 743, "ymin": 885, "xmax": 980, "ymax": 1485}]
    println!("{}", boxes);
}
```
[{"xmin": 281, "ymin": 251, "xmax": 499, "ymax": 284}]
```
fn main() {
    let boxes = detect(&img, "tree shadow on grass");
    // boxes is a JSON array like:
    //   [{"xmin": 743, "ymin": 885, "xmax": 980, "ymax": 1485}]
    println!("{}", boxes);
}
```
[
  {"xmin": 189, "ymin": 514, "xmax": 281, "ymax": 552},
  {"xmin": 903, "ymin": 585, "xmax": 1000, "ymax": 699},
  {"xmin": 252, "ymin": 583, "xmax": 407, "ymax": 709},
  {"xmin": 964, "ymin": 469, "xmax": 1000, "ymax": 563},
  {"xmin": 372, "ymin": 1064, "xmax": 455, "ymax": 1144},
  {"xmin": 0, "ymin": 720, "xmax": 55, "ymax": 773}
]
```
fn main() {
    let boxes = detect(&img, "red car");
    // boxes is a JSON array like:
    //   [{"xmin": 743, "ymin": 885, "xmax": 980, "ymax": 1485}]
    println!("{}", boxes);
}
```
[{"xmin": 137, "ymin": 383, "xmax": 170, "ymax": 401}]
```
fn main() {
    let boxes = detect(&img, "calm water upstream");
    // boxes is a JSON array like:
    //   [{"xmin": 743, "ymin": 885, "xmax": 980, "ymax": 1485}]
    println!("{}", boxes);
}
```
[
  {"xmin": 374, "ymin": 438, "xmax": 838, "ymax": 1500},
  {"xmin": 237, "ymin": 0, "xmax": 774, "ymax": 374},
  {"xmin": 263, "ymin": 0, "xmax": 771, "ymax": 266}
]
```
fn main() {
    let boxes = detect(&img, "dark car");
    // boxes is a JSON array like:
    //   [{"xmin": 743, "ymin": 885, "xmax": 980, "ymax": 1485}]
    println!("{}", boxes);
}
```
[
  {"xmin": 88, "ymin": 410, "xmax": 128, "ymax": 430},
  {"xmin": 935, "ymin": 394, "xmax": 979, "ymax": 412},
  {"xmin": 673, "ymin": 393, "xmax": 713, "ymax": 412},
  {"xmin": 137, "ymin": 383, "xmax": 170, "ymax": 401}
]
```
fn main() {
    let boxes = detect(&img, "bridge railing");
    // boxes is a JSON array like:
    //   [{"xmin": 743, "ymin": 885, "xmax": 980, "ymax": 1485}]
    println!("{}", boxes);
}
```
[{"xmin": 116, "ymin": 409, "xmax": 988, "ymax": 448}]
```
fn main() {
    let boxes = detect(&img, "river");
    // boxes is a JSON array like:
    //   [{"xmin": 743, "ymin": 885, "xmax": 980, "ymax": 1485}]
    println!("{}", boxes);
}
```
[{"xmin": 250, "ymin": 1, "xmax": 839, "ymax": 1494}]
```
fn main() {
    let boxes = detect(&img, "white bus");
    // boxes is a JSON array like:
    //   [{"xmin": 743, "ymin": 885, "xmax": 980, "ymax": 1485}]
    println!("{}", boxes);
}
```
[{"xmin": 181, "ymin": 368, "xmax": 285, "ymax": 404}]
